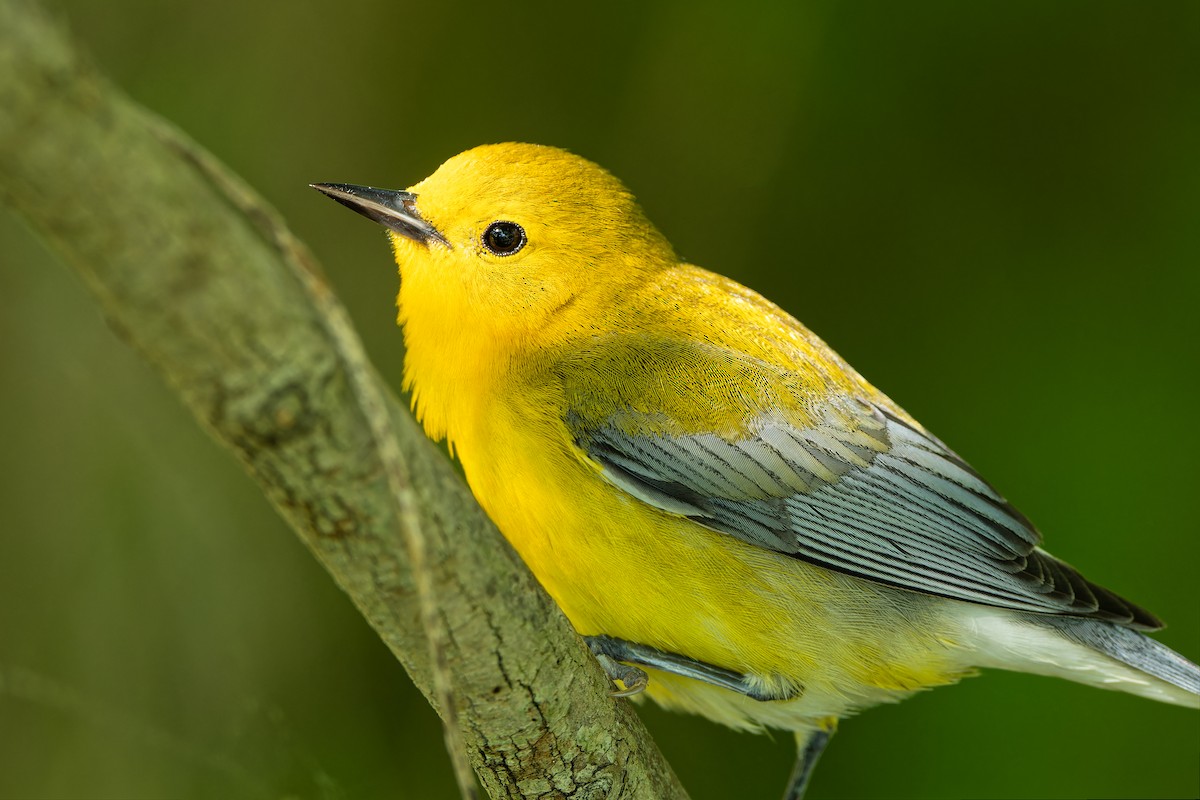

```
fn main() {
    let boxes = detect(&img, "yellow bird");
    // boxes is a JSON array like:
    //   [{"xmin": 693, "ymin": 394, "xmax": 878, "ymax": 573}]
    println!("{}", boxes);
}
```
[{"xmin": 313, "ymin": 143, "xmax": 1199, "ymax": 798}]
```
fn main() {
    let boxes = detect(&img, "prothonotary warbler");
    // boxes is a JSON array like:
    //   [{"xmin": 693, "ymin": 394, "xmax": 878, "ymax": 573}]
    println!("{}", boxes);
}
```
[{"xmin": 313, "ymin": 143, "xmax": 1199, "ymax": 798}]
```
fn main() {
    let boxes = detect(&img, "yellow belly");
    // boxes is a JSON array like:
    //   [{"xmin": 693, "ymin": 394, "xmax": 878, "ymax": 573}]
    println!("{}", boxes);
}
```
[{"xmin": 457, "ymin": 402, "xmax": 973, "ymax": 731}]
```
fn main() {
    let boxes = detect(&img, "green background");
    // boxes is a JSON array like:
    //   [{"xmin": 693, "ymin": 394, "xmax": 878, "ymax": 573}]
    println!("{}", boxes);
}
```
[{"xmin": 2, "ymin": 1, "xmax": 1197, "ymax": 798}]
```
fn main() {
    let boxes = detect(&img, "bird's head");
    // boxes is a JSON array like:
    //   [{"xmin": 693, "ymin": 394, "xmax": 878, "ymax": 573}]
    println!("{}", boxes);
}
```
[
  {"xmin": 314, "ymin": 143, "xmax": 675, "ymax": 346},
  {"xmin": 314, "ymin": 143, "xmax": 675, "ymax": 441}
]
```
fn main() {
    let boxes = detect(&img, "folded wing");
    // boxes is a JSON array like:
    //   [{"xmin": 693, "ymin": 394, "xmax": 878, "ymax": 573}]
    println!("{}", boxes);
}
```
[{"xmin": 570, "ymin": 395, "xmax": 1159, "ymax": 629}]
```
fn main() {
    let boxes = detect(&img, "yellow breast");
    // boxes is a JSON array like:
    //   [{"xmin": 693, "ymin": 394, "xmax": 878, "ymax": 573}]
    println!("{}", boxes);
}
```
[{"xmin": 450, "ymin": 384, "xmax": 971, "ymax": 731}]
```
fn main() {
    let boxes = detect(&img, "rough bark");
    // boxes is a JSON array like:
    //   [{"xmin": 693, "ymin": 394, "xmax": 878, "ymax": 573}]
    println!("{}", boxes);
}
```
[{"xmin": 0, "ymin": 1, "xmax": 687, "ymax": 797}]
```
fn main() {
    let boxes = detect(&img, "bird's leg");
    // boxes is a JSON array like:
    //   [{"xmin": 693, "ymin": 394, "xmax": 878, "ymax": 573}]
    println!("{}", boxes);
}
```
[
  {"xmin": 584, "ymin": 634, "xmax": 802, "ymax": 701},
  {"xmin": 783, "ymin": 720, "xmax": 836, "ymax": 800},
  {"xmin": 586, "ymin": 635, "xmax": 827, "ymax": 798}
]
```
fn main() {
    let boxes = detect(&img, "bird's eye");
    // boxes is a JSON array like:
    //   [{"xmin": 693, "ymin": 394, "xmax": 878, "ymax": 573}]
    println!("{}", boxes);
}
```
[{"xmin": 482, "ymin": 221, "xmax": 526, "ymax": 256}]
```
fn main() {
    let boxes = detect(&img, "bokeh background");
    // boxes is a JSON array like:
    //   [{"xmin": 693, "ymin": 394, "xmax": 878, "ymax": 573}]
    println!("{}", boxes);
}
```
[{"xmin": 2, "ymin": 1, "xmax": 1197, "ymax": 798}]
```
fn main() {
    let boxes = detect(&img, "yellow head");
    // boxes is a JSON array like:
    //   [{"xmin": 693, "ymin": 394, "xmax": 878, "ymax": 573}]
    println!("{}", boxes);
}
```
[
  {"xmin": 396, "ymin": 143, "xmax": 673, "ymax": 334},
  {"xmin": 313, "ymin": 143, "xmax": 675, "ymax": 442}
]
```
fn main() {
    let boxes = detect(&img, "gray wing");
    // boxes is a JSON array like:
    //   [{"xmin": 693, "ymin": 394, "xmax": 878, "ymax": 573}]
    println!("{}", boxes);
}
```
[{"xmin": 571, "ymin": 401, "xmax": 1160, "ymax": 629}]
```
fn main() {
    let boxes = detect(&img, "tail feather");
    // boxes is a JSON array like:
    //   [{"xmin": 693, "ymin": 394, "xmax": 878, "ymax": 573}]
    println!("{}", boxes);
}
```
[
  {"xmin": 1037, "ymin": 615, "xmax": 1200, "ymax": 699},
  {"xmin": 967, "ymin": 610, "xmax": 1200, "ymax": 709}
]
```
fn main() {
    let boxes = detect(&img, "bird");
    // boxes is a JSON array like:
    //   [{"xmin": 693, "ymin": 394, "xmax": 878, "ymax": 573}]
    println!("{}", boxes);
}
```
[{"xmin": 312, "ymin": 143, "xmax": 1199, "ymax": 798}]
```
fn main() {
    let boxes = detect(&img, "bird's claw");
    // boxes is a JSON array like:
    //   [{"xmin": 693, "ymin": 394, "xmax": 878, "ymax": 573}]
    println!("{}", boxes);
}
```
[{"xmin": 593, "ymin": 653, "xmax": 649, "ymax": 697}]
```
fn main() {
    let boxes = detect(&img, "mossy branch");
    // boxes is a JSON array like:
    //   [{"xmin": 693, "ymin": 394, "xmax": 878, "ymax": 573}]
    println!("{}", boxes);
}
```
[{"xmin": 0, "ymin": 1, "xmax": 687, "ymax": 798}]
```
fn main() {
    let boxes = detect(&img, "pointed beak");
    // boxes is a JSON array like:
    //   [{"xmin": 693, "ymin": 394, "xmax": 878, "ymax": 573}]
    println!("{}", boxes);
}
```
[{"xmin": 310, "ymin": 183, "xmax": 450, "ymax": 248}]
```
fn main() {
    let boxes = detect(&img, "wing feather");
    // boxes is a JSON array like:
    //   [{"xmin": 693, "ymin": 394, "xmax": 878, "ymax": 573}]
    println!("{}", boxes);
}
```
[{"xmin": 571, "ymin": 398, "xmax": 1161, "ymax": 629}]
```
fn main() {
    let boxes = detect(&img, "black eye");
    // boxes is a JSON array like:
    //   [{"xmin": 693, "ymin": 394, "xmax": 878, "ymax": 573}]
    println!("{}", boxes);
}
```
[{"xmin": 482, "ymin": 221, "xmax": 526, "ymax": 256}]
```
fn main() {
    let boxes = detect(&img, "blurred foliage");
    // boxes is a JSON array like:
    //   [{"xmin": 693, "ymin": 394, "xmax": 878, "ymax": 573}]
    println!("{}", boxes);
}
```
[{"xmin": 1, "ymin": 1, "xmax": 1197, "ymax": 798}]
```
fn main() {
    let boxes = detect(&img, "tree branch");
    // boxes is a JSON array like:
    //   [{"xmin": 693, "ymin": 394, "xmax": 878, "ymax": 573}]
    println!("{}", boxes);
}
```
[{"xmin": 0, "ymin": 1, "xmax": 687, "ymax": 797}]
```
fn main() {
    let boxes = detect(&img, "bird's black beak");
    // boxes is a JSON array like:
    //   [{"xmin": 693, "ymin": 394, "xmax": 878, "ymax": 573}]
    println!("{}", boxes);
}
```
[{"xmin": 310, "ymin": 183, "xmax": 450, "ymax": 248}]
